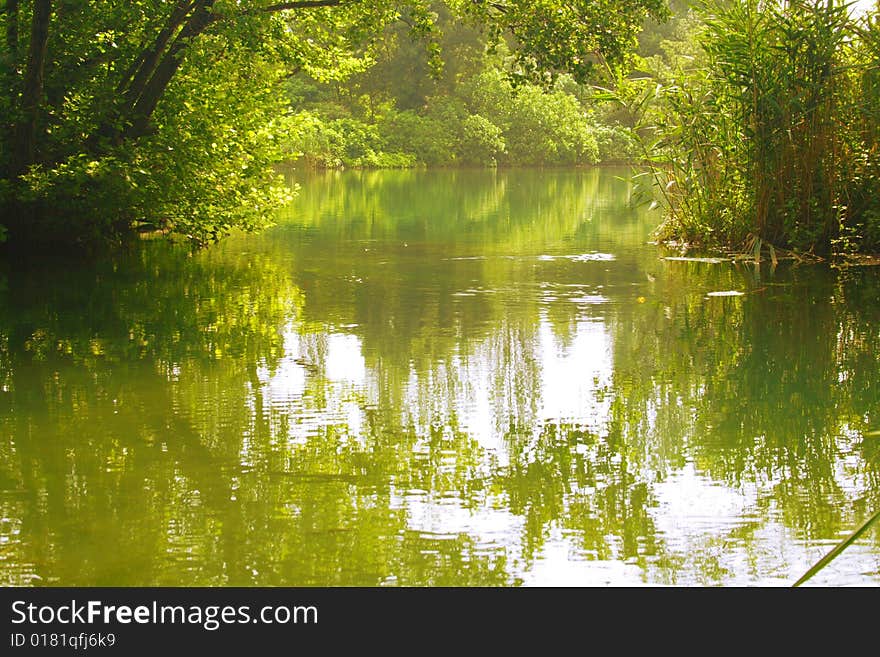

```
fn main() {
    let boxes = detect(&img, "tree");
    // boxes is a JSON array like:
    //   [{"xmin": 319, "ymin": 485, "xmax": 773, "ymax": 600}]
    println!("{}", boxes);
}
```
[
  {"xmin": 0, "ymin": 0, "xmax": 666, "ymax": 248},
  {"xmin": 456, "ymin": 0, "xmax": 668, "ymax": 82}
]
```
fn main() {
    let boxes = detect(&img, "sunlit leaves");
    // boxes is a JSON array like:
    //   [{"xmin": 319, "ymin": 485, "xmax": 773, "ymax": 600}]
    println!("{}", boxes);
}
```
[
  {"xmin": 628, "ymin": 0, "xmax": 880, "ymax": 253},
  {"xmin": 0, "ymin": 0, "xmax": 445, "ymax": 244},
  {"xmin": 455, "ymin": 0, "xmax": 669, "ymax": 82}
]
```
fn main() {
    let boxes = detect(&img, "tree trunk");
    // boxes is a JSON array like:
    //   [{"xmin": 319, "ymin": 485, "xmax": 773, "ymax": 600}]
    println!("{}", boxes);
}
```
[
  {"xmin": 88, "ymin": 0, "xmax": 338, "ymax": 149},
  {"xmin": 10, "ymin": 0, "xmax": 51, "ymax": 178},
  {"xmin": 88, "ymin": 1, "xmax": 198, "ymax": 148},
  {"xmin": 3, "ymin": 0, "xmax": 21, "ymax": 177},
  {"xmin": 123, "ymin": 1, "xmax": 217, "ymax": 141},
  {"xmin": 5, "ymin": 0, "xmax": 20, "ymax": 59},
  {"xmin": 121, "ymin": 1, "xmax": 197, "ymax": 109}
]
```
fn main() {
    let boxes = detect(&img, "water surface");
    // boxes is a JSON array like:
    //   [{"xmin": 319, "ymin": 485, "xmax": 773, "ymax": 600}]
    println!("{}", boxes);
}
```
[{"xmin": 2, "ymin": 168, "xmax": 879, "ymax": 586}]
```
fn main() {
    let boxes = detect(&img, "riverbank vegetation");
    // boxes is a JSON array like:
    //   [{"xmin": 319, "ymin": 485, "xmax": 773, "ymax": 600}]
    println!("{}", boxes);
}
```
[
  {"xmin": 619, "ymin": 0, "xmax": 880, "ymax": 256},
  {"xmin": 0, "ymin": 0, "xmax": 661, "ymax": 247},
  {"xmin": 281, "ymin": 6, "xmax": 639, "ymax": 169},
  {"xmin": 1, "ymin": 0, "xmax": 879, "ymax": 257}
]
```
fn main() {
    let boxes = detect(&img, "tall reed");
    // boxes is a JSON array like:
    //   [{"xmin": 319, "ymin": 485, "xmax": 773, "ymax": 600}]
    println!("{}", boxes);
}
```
[{"xmin": 633, "ymin": 0, "xmax": 880, "ymax": 255}]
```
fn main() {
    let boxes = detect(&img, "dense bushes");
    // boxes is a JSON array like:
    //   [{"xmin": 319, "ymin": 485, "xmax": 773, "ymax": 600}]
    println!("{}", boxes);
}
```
[
  {"xmin": 281, "ymin": 8, "xmax": 635, "ymax": 171},
  {"xmin": 284, "ymin": 66, "xmax": 629, "ymax": 168},
  {"xmin": 286, "ymin": 113, "xmax": 418, "ymax": 169},
  {"xmin": 628, "ymin": 0, "xmax": 880, "ymax": 255},
  {"xmin": 471, "ymin": 71, "xmax": 600, "ymax": 165},
  {"xmin": 457, "ymin": 114, "xmax": 507, "ymax": 165},
  {"xmin": 17, "ymin": 47, "xmax": 294, "ymax": 245}
]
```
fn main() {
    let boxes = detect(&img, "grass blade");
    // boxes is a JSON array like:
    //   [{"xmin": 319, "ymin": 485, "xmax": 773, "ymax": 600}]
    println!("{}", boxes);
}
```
[{"xmin": 792, "ymin": 507, "xmax": 880, "ymax": 587}]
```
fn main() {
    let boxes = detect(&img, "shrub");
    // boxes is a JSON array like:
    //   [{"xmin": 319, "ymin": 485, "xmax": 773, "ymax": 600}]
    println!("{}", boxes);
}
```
[{"xmin": 457, "ymin": 114, "xmax": 506, "ymax": 165}]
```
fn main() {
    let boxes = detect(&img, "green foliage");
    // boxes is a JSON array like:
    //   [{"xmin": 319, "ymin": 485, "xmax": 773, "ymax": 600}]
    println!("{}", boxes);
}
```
[
  {"xmin": 459, "ymin": 68, "xmax": 603, "ymax": 165},
  {"xmin": 283, "ymin": 112, "xmax": 418, "ymax": 169},
  {"xmin": 504, "ymin": 82, "xmax": 600, "ymax": 165},
  {"xmin": 616, "ymin": 1, "xmax": 880, "ymax": 255},
  {"xmin": 0, "ymin": 0, "xmax": 661, "ymax": 248},
  {"xmin": 275, "ymin": 1, "xmax": 674, "ymax": 169},
  {"xmin": 457, "ymin": 0, "xmax": 669, "ymax": 82},
  {"xmin": 0, "ymin": 1, "xmax": 444, "ymax": 246},
  {"xmin": 288, "ymin": 53, "xmax": 609, "ymax": 168},
  {"xmin": 329, "ymin": 118, "xmax": 386, "ymax": 164},
  {"xmin": 593, "ymin": 123, "xmax": 642, "ymax": 162},
  {"xmin": 18, "ymin": 34, "xmax": 296, "ymax": 245},
  {"xmin": 457, "ymin": 114, "xmax": 506, "ymax": 165},
  {"xmin": 381, "ymin": 110, "xmax": 457, "ymax": 166}
]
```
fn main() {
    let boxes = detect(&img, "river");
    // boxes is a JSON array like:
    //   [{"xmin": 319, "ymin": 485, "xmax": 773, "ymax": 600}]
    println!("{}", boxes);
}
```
[{"xmin": 1, "ymin": 167, "xmax": 878, "ymax": 586}]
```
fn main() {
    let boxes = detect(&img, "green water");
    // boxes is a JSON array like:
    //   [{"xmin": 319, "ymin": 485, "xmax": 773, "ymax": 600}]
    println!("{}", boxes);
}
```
[{"xmin": 2, "ymin": 168, "xmax": 879, "ymax": 586}]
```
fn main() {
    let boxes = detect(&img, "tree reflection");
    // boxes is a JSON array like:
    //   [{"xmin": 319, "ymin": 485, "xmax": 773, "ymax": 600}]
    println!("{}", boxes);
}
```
[{"xmin": 1, "ymin": 168, "xmax": 879, "ymax": 586}]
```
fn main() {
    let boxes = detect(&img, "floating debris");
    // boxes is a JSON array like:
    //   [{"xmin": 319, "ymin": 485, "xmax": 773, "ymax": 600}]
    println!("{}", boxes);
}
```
[
  {"xmin": 706, "ymin": 290, "xmax": 745, "ymax": 297},
  {"xmin": 571, "ymin": 295, "xmax": 609, "ymax": 305},
  {"xmin": 663, "ymin": 256, "xmax": 729, "ymax": 264},
  {"xmin": 538, "ymin": 253, "xmax": 616, "ymax": 262}
]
